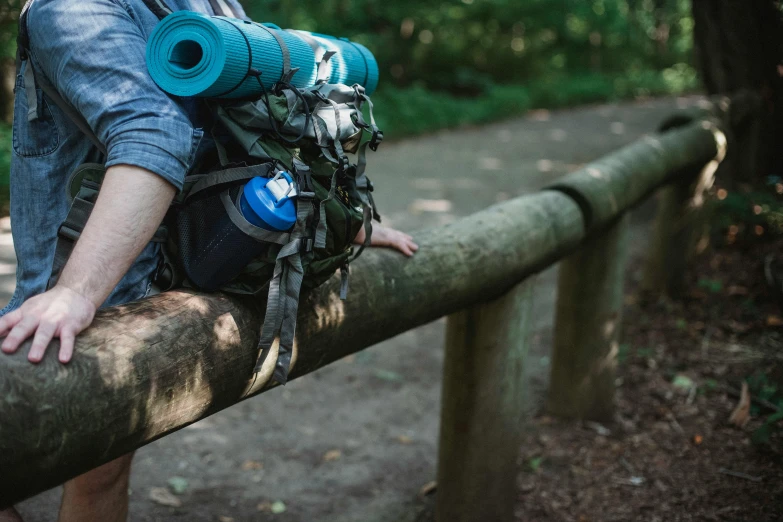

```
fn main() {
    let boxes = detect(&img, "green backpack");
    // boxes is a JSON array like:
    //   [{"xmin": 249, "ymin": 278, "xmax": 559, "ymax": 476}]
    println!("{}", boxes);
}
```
[{"xmin": 45, "ymin": 81, "xmax": 383, "ymax": 386}]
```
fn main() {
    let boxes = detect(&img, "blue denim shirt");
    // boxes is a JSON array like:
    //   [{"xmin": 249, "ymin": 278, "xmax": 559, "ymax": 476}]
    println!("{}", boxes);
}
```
[{"xmin": 3, "ymin": 0, "xmax": 246, "ymax": 315}]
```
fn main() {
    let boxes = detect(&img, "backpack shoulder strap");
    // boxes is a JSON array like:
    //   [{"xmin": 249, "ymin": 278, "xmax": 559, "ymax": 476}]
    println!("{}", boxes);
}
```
[{"xmin": 142, "ymin": 0, "xmax": 173, "ymax": 20}]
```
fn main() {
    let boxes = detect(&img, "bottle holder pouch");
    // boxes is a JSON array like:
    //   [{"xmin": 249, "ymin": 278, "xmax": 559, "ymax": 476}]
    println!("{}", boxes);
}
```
[{"xmin": 175, "ymin": 184, "xmax": 278, "ymax": 292}]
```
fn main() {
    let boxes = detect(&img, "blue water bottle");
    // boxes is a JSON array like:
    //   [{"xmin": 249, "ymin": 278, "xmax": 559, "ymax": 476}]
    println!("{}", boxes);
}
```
[{"xmin": 239, "ymin": 172, "xmax": 298, "ymax": 231}]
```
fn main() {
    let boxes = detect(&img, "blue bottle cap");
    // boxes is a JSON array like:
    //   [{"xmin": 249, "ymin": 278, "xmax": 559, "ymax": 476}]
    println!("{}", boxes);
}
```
[{"xmin": 241, "ymin": 173, "xmax": 297, "ymax": 231}]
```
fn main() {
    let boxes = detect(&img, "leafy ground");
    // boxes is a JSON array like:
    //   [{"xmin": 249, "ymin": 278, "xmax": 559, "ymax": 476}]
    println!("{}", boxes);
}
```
[{"xmin": 511, "ymin": 237, "xmax": 783, "ymax": 521}]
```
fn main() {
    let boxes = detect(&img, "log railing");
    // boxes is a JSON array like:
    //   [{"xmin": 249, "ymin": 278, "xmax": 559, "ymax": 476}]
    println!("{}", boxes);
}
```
[{"xmin": 0, "ymin": 114, "xmax": 726, "ymax": 521}]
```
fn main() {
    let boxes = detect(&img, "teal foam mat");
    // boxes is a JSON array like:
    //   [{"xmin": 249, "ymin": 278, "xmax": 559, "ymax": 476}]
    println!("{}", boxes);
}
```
[
  {"xmin": 147, "ymin": 11, "xmax": 380, "ymax": 98},
  {"xmin": 146, "ymin": 11, "xmax": 316, "ymax": 98}
]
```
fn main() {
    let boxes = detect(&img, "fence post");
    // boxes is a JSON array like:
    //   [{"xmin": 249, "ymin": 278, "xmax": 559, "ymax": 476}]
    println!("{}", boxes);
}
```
[
  {"xmin": 642, "ymin": 179, "xmax": 703, "ymax": 298},
  {"xmin": 436, "ymin": 278, "xmax": 535, "ymax": 522},
  {"xmin": 547, "ymin": 214, "xmax": 630, "ymax": 422}
]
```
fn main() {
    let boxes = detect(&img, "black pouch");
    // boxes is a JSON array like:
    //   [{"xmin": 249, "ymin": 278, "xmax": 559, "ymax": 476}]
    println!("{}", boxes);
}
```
[{"xmin": 174, "ymin": 185, "xmax": 270, "ymax": 292}]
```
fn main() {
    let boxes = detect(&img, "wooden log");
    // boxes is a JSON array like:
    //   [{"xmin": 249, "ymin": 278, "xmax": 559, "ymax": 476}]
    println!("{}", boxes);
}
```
[
  {"xmin": 547, "ymin": 121, "xmax": 720, "ymax": 234},
  {"xmin": 547, "ymin": 214, "xmax": 631, "ymax": 421},
  {"xmin": 0, "ymin": 191, "xmax": 584, "ymax": 508},
  {"xmin": 436, "ymin": 278, "xmax": 535, "ymax": 522}
]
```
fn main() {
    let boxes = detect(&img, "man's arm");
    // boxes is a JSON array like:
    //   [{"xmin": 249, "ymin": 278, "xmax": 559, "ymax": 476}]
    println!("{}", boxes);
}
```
[{"xmin": 0, "ymin": 165, "xmax": 174, "ymax": 363}]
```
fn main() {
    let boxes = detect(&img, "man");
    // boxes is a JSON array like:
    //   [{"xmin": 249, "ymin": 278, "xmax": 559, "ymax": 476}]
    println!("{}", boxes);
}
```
[{"xmin": 0, "ymin": 1, "xmax": 417, "ymax": 520}]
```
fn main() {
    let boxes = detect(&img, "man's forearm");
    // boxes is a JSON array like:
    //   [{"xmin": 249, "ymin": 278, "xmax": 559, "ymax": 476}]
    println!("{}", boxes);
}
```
[{"xmin": 57, "ymin": 164, "xmax": 176, "ymax": 308}]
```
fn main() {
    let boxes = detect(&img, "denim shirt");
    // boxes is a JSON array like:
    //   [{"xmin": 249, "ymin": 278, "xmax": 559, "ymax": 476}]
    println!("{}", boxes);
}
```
[{"xmin": 3, "ymin": 0, "xmax": 247, "ymax": 315}]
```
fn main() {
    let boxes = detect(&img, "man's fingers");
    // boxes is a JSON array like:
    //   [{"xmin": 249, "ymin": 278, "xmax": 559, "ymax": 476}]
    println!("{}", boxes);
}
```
[
  {"xmin": 1, "ymin": 316, "xmax": 39, "ymax": 354},
  {"xmin": 28, "ymin": 321, "xmax": 57, "ymax": 363},
  {"xmin": 58, "ymin": 327, "xmax": 77, "ymax": 364},
  {"xmin": 0, "ymin": 309, "xmax": 23, "ymax": 338}
]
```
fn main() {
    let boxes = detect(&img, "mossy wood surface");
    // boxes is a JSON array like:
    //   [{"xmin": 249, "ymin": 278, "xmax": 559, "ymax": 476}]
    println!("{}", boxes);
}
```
[
  {"xmin": 547, "ymin": 214, "xmax": 630, "ymax": 422},
  {"xmin": 437, "ymin": 279, "xmax": 535, "ymax": 522},
  {"xmin": 0, "ymin": 191, "xmax": 583, "ymax": 507},
  {"xmin": 547, "ymin": 122, "xmax": 719, "ymax": 234}
]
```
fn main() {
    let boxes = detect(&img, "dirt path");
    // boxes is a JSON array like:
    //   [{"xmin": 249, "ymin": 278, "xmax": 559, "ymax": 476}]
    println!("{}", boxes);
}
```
[{"xmin": 9, "ymin": 96, "xmax": 706, "ymax": 522}]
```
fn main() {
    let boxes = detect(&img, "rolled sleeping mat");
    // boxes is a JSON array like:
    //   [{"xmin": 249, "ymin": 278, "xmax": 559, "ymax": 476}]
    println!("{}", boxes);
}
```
[
  {"xmin": 146, "ymin": 11, "xmax": 317, "ymax": 98},
  {"xmin": 293, "ymin": 31, "xmax": 379, "ymax": 95}
]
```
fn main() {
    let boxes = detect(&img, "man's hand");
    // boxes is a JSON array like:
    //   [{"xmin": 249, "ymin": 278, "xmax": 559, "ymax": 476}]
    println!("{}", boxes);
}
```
[
  {"xmin": 0, "ymin": 285, "xmax": 96, "ymax": 363},
  {"xmin": 354, "ymin": 224, "xmax": 419, "ymax": 257},
  {"xmin": 0, "ymin": 164, "xmax": 175, "ymax": 366}
]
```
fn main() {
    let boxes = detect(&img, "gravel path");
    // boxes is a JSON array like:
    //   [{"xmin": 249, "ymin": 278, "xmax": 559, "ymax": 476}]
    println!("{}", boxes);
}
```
[{"xmin": 9, "ymin": 96, "xmax": 705, "ymax": 522}]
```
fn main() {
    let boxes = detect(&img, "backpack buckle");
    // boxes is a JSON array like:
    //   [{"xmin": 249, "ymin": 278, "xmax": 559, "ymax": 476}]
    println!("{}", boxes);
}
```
[
  {"xmin": 300, "ymin": 236, "xmax": 314, "ymax": 253},
  {"xmin": 369, "ymin": 126, "xmax": 384, "ymax": 151},
  {"xmin": 336, "ymin": 154, "xmax": 350, "ymax": 174}
]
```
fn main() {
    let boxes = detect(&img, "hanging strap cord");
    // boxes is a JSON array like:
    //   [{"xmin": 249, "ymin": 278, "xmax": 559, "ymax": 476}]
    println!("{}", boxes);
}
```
[
  {"xmin": 351, "ymin": 86, "xmax": 383, "ymax": 151},
  {"xmin": 254, "ymin": 190, "xmax": 315, "ymax": 385}
]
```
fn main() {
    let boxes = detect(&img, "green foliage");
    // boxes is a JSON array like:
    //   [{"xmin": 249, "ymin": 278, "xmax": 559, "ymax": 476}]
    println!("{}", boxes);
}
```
[
  {"xmin": 239, "ymin": 0, "xmax": 698, "ymax": 138},
  {"xmin": 242, "ymin": 0, "xmax": 694, "ymax": 95},
  {"xmin": 745, "ymin": 373, "xmax": 783, "ymax": 447},
  {"xmin": 712, "ymin": 179, "xmax": 783, "ymax": 244},
  {"xmin": 752, "ymin": 410, "xmax": 783, "ymax": 446}
]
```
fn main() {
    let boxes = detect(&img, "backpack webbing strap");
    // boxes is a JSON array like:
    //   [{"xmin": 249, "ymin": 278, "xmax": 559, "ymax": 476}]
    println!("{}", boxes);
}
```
[
  {"xmin": 347, "ymin": 141, "xmax": 378, "ymax": 263},
  {"xmin": 47, "ymin": 185, "xmax": 168, "ymax": 290},
  {"xmin": 288, "ymin": 30, "xmax": 335, "ymax": 83},
  {"xmin": 250, "ymin": 22, "xmax": 294, "ymax": 85},
  {"xmin": 314, "ymin": 169, "xmax": 337, "ymax": 250},
  {"xmin": 142, "ymin": 0, "xmax": 173, "ymax": 20},
  {"xmin": 220, "ymin": 189, "xmax": 291, "ymax": 245},
  {"xmin": 47, "ymin": 193, "xmax": 96, "ymax": 290},
  {"xmin": 208, "ymin": 0, "xmax": 237, "ymax": 18},
  {"xmin": 186, "ymin": 163, "xmax": 273, "ymax": 202},
  {"xmin": 255, "ymin": 192, "xmax": 315, "ymax": 384}
]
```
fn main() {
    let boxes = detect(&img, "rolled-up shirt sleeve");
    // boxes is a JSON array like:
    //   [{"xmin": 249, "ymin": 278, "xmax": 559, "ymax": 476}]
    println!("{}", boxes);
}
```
[{"xmin": 27, "ymin": 0, "xmax": 200, "ymax": 190}]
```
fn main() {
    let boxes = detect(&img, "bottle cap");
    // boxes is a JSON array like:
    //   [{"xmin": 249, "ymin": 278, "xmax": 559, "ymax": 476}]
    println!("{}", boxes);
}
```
[{"xmin": 242, "ymin": 172, "xmax": 298, "ymax": 231}]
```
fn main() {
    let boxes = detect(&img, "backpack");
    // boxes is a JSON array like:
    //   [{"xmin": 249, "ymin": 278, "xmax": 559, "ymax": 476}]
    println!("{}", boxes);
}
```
[{"xmin": 16, "ymin": 0, "xmax": 384, "ymax": 385}]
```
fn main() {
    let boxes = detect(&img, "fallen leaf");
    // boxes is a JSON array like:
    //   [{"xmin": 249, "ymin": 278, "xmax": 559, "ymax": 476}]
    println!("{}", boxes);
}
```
[
  {"xmin": 218, "ymin": 517, "xmax": 234, "ymax": 522},
  {"xmin": 167, "ymin": 476, "xmax": 189, "ymax": 495},
  {"xmin": 528, "ymin": 109, "xmax": 550, "ymax": 121},
  {"xmin": 323, "ymin": 449, "xmax": 342, "ymax": 462},
  {"xmin": 728, "ymin": 382, "xmax": 751, "ymax": 428},
  {"xmin": 727, "ymin": 285, "xmax": 748, "ymax": 296},
  {"xmin": 536, "ymin": 159, "xmax": 553, "ymax": 172},
  {"xmin": 149, "ymin": 487, "xmax": 182, "ymax": 507},
  {"xmin": 766, "ymin": 315, "xmax": 783, "ymax": 327},
  {"xmin": 728, "ymin": 320, "xmax": 751, "ymax": 334},
  {"xmin": 257, "ymin": 501, "xmax": 272, "ymax": 512},
  {"xmin": 408, "ymin": 199, "xmax": 453, "ymax": 214},
  {"xmin": 395, "ymin": 434, "xmax": 413, "ymax": 445},
  {"xmin": 373, "ymin": 369, "xmax": 403, "ymax": 382},
  {"xmin": 241, "ymin": 460, "xmax": 264, "ymax": 471},
  {"xmin": 478, "ymin": 157, "xmax": 503, "ymax": 171},
  {"xmin": 271, "ymin": 501, "xmax": 287, "ymax": 514},
  {"xmin": 585, "ymin": 421, "xmax": 611, "ymax": 436},
  {"xmin": 418, "ymin": 480, "xmax": 437, "ymax": 500},
  {"xmin": 610, "ymin": 121, "xmax": 625, "ymax": 135},
  {"xmin": 671, "ymin": 374, "xmax": 695, "ymax": 392}
]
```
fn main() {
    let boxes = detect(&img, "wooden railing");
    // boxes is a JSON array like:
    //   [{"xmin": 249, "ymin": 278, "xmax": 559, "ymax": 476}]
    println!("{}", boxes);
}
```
[{"xmin": 0, "ymin": 111, "xmax": 727, "ymax": 521}]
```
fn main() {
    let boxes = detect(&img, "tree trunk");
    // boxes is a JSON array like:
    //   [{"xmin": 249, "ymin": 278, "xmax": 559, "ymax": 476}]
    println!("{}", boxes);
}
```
[{"xmin": 692, "ymin": 0, "xmax": 783, "ymax": 184}]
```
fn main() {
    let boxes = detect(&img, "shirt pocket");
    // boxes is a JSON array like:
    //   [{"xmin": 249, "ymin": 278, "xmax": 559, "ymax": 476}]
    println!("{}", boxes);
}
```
[{"xmin": 12, "ymin": 62, "xmax": 60, "ymax": 158}]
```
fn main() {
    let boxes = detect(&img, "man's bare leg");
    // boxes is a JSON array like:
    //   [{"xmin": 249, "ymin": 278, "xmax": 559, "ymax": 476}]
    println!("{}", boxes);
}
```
[
  {"xmin": 0, "ymin": 508, "xmax": 23, "ymax": 522},
  {"xmin": 58, "ymin": 453, "xmax": 134, "ymax": 522}
]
